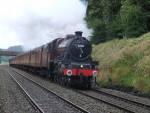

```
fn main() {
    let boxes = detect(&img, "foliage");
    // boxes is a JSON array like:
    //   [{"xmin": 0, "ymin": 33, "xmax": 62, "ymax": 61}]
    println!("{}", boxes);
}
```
[
  {"xmin": 86, "ymin": 0, "xmax": 150, "ymax": 43},
  {"xmin": 119, "ymin": 1, "xmax": 147, "ymax": 37},
  {"xmin": 92, "ymin": 32, "xmax": 150, "ymax": 93}
]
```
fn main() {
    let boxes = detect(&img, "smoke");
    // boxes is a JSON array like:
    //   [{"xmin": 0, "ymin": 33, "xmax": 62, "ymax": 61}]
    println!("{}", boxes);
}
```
[{"xmin": 10, "ymin": 0, "xmax": 91, "ymax": 50}]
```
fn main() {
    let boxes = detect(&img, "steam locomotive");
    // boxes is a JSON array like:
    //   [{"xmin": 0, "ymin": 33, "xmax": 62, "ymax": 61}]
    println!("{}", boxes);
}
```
[{"xmin": 10, "ymin": 31, "xmax": 99, "ymax": 88}]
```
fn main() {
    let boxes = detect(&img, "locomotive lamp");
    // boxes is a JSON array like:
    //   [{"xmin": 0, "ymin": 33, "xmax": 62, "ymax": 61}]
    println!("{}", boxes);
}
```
[
  {"xmin": 93, "ymin": 71, "xmax": 98, "ymax": 77},
  {"xmin": 67, "ymin": 70, "xmax": 72, "ymax": 76}
]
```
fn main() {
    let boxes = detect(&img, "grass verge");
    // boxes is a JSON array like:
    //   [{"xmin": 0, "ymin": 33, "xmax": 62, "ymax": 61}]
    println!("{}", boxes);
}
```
[{"xmin": 93, "ymin": 32, "xmax": 150, "ymax": 94}]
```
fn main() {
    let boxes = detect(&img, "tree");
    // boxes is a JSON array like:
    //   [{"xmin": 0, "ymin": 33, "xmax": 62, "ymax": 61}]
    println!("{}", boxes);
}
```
[
  {"xmin": 119, "ymin": 1, "xmax": 147, "ymax": 38},
  {"xmin": 86, "ymin": 0, "xmax": 149, "ymax": 44},
  {"xmin": 86, "ymin": 0, "xmax": 122, "ymax": 43}
]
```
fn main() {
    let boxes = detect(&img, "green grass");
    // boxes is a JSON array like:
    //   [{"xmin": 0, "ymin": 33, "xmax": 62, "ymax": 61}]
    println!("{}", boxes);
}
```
[{"xmin": 93, "ymin": 32, "xmax": 150, "ymax": 93}]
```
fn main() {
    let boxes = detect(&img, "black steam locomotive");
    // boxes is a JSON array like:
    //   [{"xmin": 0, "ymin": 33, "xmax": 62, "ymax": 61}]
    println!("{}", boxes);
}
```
[{"xmin": 10, "ymin": 31, "xmax": 99, "ymax": 88}]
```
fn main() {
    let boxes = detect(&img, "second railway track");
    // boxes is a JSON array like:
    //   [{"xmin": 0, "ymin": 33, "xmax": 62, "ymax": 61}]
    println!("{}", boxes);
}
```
[
  {"xmin": 8, "ymin": 69, "xmax": 89, "ymax": 113},
  {"xmin": 77, "ymin": 89, "xmax": 150, "ymax": 113},
  {"xmin": 92, "ymin": 88, "xmax": 150, "ymax": 109}
]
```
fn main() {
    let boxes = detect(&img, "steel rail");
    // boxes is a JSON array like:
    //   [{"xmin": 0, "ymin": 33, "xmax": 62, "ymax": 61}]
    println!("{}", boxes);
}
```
[
  {"xmin": 8, "ymin": 71, "xmax": 45, "ymax": 113},
  {"xmin": 76, "ymin": 89, "xmax": 150, "ymax": 113},
  {"xmin": 11, "ymin": 68, "xmax": 137, "ymax": 113},
  {"xmin": 11, "ymin": 69, "xmax": 90, "ymax": 113},
  {"xmin": 92, "ymin": 88, "xmax": 150, "ymax": 108},
  {"xmin": 13, "ymin": 68, "xmax": 150, "ymax": 113},
  {"xmin": 76, "ymin": 90, "xmax": 135, "ymax": 113}
]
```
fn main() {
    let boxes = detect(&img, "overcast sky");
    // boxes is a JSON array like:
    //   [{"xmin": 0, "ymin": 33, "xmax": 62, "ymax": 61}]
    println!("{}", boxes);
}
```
[{"xmin": 0, "ymin": 0, "xmax": 91, "ymax": 49}]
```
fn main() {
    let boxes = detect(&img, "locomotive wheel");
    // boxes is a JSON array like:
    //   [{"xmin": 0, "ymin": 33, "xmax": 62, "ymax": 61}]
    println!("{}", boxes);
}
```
[
  {"xmin": 86, "ymin": 83, "xmax": 91, "ymax": 89},
  {"xmin": 62, "ymin": 77, "xmax": 66, "ymax": 86},
  {"xmin": 50, "ymin": 71, "xmax": 55, "ymax": 81},
  {"xmin": 58, "ymin": 76, "xmax": 64, "ymax": 86},
  {"xmin": 60, "ymin": 77, "xmax": 62, "ymax": 85},
  {"xmin": 53, "ymin": 64, "xmax": 59, "ymax": 83},
  {"xmin": 85, "ymin": 79, "xmax": 92, "ymax": 89},
  {"xmin": 47, "ymin": 71, "xmax": 50, "ymax": 79},
  {"xmin": 66, "ymin": 77, "xmax": 71, "ymax": 87},
  {"xmin": 64, "ymin": 77, "xmax": 68, "ymax": 86},
  {"xmin": 56, "ymin": 75, "xmax": 59, "ymax": 83},
  {"xmin": 57, "ymin": 75, "xmax": 61, "ymax": 84},
  {"xmin": 54, "ymin": 75, "xmax": 57, "ymax": 83},
  {"xmin": 50, "ymin": 74, "xmax": 54, "ymax": 81}
]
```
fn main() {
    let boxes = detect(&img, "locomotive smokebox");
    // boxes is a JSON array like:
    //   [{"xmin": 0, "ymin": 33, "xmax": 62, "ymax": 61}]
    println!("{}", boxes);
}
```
[{"xmin": 75, "ymin": 31, "xmax": 83, "ymax": 37}]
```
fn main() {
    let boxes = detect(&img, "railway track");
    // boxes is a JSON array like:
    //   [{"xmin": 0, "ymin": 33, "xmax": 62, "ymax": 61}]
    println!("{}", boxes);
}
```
[
  {"xmin": 76, "ymin": 89, "xmax": 150, "ymax": 113},
  {"xmin": 8, "ymin": 69, "xmax": 89, "ymax": 113},
  {"xmin": 8, "ymin": 71, "xmax": 44, "ymax": 113},
  {"xmin": 10, "ymin": 68, "xmax": 127, "ymax": 113},
  {"xmin": 10, "ymin": 67, "xmax": 150, "ymax": 113},
  {"xmin": 92, "ymin": 88, "xmax": 150, "ymax": 109}
]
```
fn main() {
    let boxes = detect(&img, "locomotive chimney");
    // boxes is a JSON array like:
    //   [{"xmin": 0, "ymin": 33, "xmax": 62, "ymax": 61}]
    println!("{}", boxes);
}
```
[{"xmin": 75, "ymin": 31, "xmax": 83, "ymax": 37}]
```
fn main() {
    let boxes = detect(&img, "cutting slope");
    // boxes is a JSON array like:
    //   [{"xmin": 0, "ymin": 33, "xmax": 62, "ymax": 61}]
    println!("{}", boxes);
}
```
[{"xmin": 93, "ymin": 32, "xmax": 150, "ymax": 93}]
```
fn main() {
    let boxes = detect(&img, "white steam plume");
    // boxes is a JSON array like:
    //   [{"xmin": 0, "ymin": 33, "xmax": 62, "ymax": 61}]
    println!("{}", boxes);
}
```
[{"xmin": 11, "ymin": 0, "xmax": 90, "ymax": 49}]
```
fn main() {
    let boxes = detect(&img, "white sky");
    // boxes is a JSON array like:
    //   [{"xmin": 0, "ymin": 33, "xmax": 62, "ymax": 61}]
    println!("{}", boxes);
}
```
[{"xmin": 0, "ymin": 0, "xmax": 91, "ymax": 49}]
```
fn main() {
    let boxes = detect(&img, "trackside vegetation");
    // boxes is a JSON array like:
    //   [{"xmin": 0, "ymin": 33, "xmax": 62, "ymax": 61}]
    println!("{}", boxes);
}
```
[
  {"xmin": 92, "ymin": 32, "xmax": 150, "ymax": 93},
  {"xmin": 86, "ymin": 0, "xmax": 150, "ymax": 43}
]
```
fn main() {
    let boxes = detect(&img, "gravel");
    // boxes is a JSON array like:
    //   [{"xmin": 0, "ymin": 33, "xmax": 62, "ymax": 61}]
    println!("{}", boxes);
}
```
[
  {"xmin": 9, "ymin": 69, "xmax": 83, "ymax": 113},
  {"xmin": 98, "ymin": 88, "xmax": 150, "ymax": 107},
  {"xmin": 11, "ymin": 67, "xmax": 129, "ymax": 113},
  {"xmin": 0, "ymin": 66, "xmax": 40, "ymax": 113},
  {"xmin": 79, "ymin": 90, "xmax": 150, "ymax": 113}
]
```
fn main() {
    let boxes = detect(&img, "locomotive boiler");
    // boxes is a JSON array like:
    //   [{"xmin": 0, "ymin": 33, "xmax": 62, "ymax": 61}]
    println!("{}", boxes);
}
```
[{"xmin": 10, "ymin": 31, "xmax": 99, "ymax": 88}]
